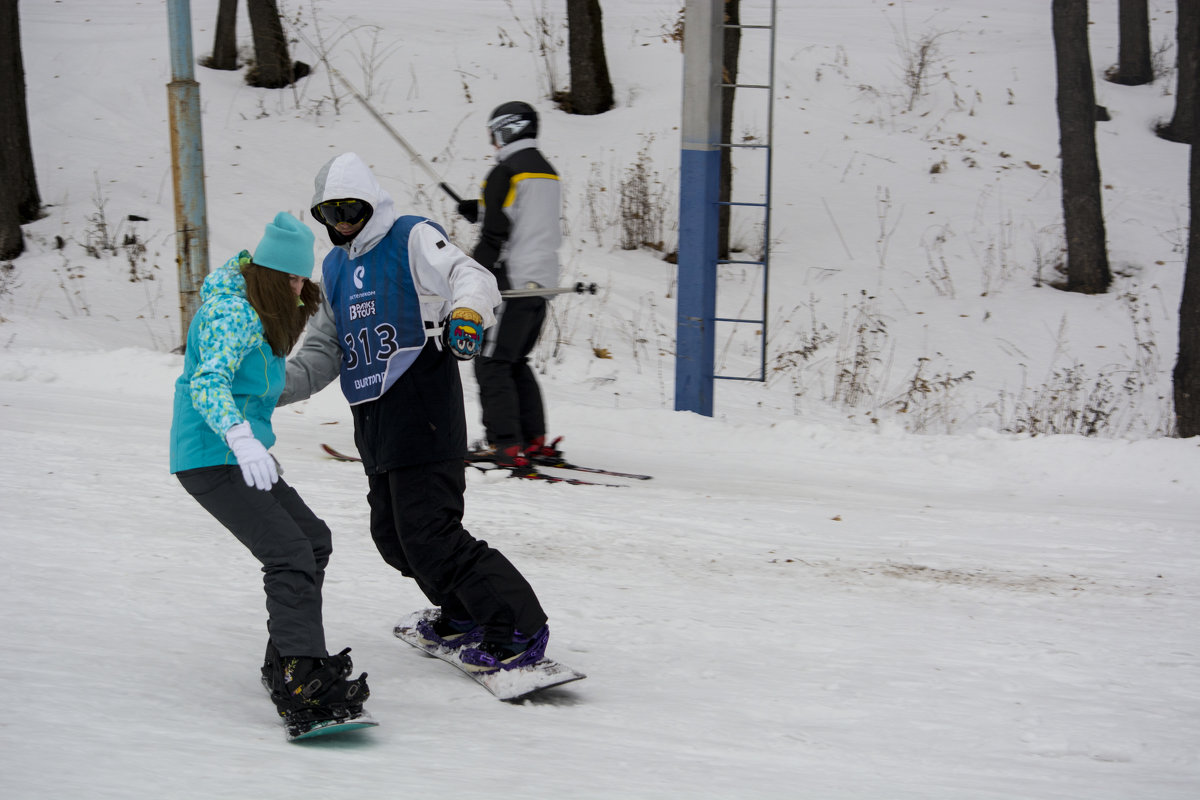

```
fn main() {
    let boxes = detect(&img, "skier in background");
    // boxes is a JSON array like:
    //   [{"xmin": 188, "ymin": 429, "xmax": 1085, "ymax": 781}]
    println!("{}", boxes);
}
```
[
  {"xmin": 169, "ymin": 211, "xmax": 370, "ymax": 724},
  {"xmin": 279, "ymin": 152, "xmax": 551, "ymax": 672},
  {"xmin": 457, "ymin": 100, "xmax": 565, "ymax": 470}
]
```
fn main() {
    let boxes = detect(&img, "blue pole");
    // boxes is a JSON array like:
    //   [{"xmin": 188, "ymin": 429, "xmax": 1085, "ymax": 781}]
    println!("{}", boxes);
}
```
[
  {"xmin": 675, "ymin": 0, "xmax": 723, "ymax": 416},
  {"xmin": 676, "ymin": 149, "xmax": 719, "ymax": 416},
  {"xmin": 166, "ymin": 0, "xmax": 209, "ymax": 347}
]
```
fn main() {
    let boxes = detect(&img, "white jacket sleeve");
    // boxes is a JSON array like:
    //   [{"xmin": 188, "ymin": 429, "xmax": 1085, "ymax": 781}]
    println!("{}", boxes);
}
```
[
  {"xmin": 410, "ymin": 221, "xmax": 501, "ymax": 329},
  {"xmin": 278, "ymin": 292, "xmax": 343, "ymax": 406}
]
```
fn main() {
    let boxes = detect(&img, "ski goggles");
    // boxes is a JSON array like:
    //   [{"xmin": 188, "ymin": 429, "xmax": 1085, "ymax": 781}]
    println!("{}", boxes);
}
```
[{"xmin": 316, "ymin": 198, "xmax": 369, "ymax": 226}]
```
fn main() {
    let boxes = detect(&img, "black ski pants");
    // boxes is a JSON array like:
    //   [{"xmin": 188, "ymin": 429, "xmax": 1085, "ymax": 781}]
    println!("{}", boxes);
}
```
[
  {"xmin": 475, "ymin": 296, "xmax": 547, "ymax": 449},
  {"xmin": 366, "ymin": 457, "xmax": 547, "ymax": 642},
  {"xmin": 176, "ymin": 465, "xmax": 331, "ymax": 657}
]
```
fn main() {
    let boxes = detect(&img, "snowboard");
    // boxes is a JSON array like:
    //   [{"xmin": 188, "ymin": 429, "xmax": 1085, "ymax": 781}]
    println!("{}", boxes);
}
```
[
  {"xmin": 393, "ymin": 609, "xmax": 586, "ymax": 701},
  {"xmin": 262, "ymin": 677, "xmax": 379, "ymax": 742},
  {"xmin": 284, "ymin": 710, "xmax": 378, "ymax": 742}
]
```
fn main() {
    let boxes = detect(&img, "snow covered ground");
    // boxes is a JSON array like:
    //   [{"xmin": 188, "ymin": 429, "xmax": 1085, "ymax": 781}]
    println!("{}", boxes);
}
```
[{"xmin": 2, "ymin": 1, "xmax": 1198, "ymax": 798}]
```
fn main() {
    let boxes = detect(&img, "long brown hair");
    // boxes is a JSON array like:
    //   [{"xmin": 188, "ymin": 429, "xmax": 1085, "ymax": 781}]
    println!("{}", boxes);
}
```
[{"xmin": 242, "ymin": 263, "xmax": 321, "ymax": 356}]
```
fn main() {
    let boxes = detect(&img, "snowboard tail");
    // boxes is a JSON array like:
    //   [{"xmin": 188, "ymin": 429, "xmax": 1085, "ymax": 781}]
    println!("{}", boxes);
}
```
[{"xmin": 393, "ymin": 609, "xmax": 586, "ymax": 701}]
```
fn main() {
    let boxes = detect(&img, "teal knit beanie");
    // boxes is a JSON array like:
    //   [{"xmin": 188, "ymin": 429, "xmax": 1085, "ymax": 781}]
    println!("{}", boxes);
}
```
[{"xmin": 253, "ymin": 211, "xmax": 315, "ymax": 278}]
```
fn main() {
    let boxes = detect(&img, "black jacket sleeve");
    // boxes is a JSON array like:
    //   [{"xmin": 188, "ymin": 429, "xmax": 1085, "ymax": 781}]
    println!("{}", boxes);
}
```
[{"xmin": 473, "ymin": 163, "xmax": 513, "ymax": 288}]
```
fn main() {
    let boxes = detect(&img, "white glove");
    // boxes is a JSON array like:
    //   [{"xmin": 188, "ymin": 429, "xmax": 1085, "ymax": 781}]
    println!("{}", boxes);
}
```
[{"xmin": 225, "ymin": 422, "xmax": 279, "ymax": 491}]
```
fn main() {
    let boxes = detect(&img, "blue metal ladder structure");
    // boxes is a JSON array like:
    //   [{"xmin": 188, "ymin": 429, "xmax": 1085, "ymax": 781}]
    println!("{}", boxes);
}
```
[
  {"xmin": 675, "ymin": 0, "xmax": 776, "ymax": 416},
  {"xmin": 714, "ymin": 3, "xmax": 777, "ymax": 387}
]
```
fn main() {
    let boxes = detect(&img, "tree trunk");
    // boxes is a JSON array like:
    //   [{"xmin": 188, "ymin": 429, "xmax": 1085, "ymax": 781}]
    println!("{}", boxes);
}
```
[
  {"xmin": 206, "ymin": 0, "xmax": 239, "ymax": 71},
  {"xmin": 0, "ymin": 0, "xmax": 39, "ymax": 259},
  {"xmin": 1109, "ymin": 0, "xmax": 1153, "ymax": 85},
  {"xmin": 718, "ymin": 0, "xmax": 741, "ymax": 260},
  {"xmin": 1052, "ymin": 0, "xmax": 1111, "ymax": 294},
  {"xmin": 1174, "ymin": 11, "xmax": 1200, "ymax": 436},
  {"xmin": 246, "ymin": 0, "xmax": 294, "ymax": 88},
  {"xmin": 566, "ymin": 0, "xmax": 614, "ymax": 115},
  {"xmin": 1159, "ymin": 0, "xmax": 1199, "ymax": 144},
  {"xmin": 1175, "ymin": 133, "xmax": 1200, "ymax": 435}
]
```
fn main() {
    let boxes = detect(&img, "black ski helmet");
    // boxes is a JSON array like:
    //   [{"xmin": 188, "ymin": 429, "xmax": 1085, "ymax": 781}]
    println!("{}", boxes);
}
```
[{"xmin": 487, "ymin": 101, "xmax": 538, "ymax": 147}]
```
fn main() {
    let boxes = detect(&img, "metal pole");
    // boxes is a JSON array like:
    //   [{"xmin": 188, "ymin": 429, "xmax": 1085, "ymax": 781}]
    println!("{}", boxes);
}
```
[
  {"xmin": 166, "ymin": 0, "xmax": 209, "ymax": 348},
  {"xmin": 500, "ymin": 282, "xmax": 598, "ymax": 299},
  {"xmin": 325, "ymin": 66, "xmax": 463, "ymax": 203},
  {"xmin": 675, "ymin": 0, "xmax": 723, "ymax": 416},
  {"xmin": 290, "ymin": 24, "xmax": 465, "ymax": 205}
]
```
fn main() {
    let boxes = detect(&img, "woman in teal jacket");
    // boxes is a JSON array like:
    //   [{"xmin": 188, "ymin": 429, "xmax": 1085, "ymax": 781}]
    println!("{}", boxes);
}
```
[{"xmin": 170, "ymin": 212, "xmax": 368, "ymax": 725}]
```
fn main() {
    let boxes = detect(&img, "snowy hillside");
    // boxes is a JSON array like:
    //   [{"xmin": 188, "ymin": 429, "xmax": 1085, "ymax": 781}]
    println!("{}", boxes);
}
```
[{"xmin": 1, "ymin": 1, "xmax": 1197, "ymax": 798}]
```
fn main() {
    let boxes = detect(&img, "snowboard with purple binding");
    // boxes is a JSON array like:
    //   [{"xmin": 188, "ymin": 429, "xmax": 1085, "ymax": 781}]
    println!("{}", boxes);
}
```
[{"xmin": 392, "ymin": 609, "xmax": 586, "ymax": 701}]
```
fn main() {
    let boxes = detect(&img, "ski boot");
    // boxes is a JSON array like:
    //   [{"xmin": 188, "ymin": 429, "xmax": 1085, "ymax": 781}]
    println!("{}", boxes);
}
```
[
  {"xmin": 469, "ymin": 440, "xmax": 531, "ymax": 470},
  {"xmin": 524, "ymin": 435, "xmax": 565, "ymax": 467}
]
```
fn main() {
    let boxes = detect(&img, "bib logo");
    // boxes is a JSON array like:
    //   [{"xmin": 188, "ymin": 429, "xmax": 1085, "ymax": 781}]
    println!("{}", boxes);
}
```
[
  {"xmin": 353, "ymin": 265, "xmax": 365, "ymax": 290},
  {"xmin": 349, "ymin": 300, "xmax": 376, "ymax": 320}
]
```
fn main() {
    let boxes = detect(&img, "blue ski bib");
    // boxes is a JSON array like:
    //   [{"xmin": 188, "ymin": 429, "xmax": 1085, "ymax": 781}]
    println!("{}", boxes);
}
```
[{"xmin": 322, "ymin": 216, "xmax": 437, "ymax": 405}]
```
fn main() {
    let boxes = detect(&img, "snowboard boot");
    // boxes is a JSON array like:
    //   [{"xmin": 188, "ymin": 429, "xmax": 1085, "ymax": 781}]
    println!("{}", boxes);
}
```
[
  {"xmin": 267, "ymin": 647, "xmax": 370, "ymax": 720},
  {"xmin": 262, "ymin": 640, "xmax": 279, "ymax": 694},
  {"xmin": 460, "ymin": 625, "xmax": 550, "ymax": 673},
  {"xmin": 416, "ymin": 612, "xmax": 484, "ymax": 650}
]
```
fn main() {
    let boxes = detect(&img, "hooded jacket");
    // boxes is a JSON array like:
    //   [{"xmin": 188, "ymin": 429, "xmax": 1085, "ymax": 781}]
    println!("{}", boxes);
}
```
[
  {"xmin": 472, "ymin": 138, "xmax": 562, "ymax": 293},
  {"xmin": 169, "ymin": 252, "xmax": 282, "ymax": 473},
  {"xmin": 279, "ymin": 153, "xmax": 501, "ymax": 472}
]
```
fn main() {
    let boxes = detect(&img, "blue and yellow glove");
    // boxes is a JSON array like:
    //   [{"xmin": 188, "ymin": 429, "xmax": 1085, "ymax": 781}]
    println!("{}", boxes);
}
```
[{"xmin": 443, "ymin": 307, "xmax": 484, "ymax": 360}]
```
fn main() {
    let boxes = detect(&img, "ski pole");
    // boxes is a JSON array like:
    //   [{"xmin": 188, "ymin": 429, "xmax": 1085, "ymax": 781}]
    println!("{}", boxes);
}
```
[
  {"xmin": 501, "ymin": 282, "xmax": 598, "ymax": 299},
  {"xmin": 324, "ymin": 65, "xmax": 463, "ymax": 203}
]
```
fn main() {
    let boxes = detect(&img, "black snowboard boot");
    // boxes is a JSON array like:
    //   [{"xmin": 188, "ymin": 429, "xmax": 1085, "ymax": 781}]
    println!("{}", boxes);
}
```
[{"xmin": 263, "ymin": 642, "xmax": 369, "ymax": 719}]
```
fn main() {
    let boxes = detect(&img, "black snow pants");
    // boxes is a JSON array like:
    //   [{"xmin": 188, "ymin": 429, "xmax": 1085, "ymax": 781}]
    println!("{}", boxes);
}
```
[
  {"xmin": 475, "ymin": 295, "xmax": 548, "ymax": 449},
  {"xmin": 366, "ymin": 457, "xmax": 547, "ymax": 643}
]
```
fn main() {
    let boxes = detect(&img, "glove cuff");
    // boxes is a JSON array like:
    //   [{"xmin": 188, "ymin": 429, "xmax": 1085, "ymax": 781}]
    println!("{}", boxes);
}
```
[
  {"xmin": 449, "ymin": 307, "xmax": 483, "ymax": 324},
  {"xmin": 224, "ymin": 421, "xmax": 253, "ymax": 445}
]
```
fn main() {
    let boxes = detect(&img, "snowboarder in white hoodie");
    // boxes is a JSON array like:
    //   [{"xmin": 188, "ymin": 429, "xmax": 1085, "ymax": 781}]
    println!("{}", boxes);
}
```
[{"xmin": 280, "ymin": 153, "xmax": 551, "ymax": 671}]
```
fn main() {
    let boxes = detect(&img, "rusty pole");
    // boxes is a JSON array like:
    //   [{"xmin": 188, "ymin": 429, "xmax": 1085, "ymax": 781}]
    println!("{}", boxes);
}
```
[{"xmin": 166, "ymin": 0, "xmax": 209, "ymax": 348}]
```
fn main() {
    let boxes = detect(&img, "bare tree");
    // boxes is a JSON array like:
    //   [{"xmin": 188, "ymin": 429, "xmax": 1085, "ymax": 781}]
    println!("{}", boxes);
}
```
[
  {"xmin": 203, "ymin": 0, "xmax": 240, "ymax": 71},
  {"xmin": 718, "ymin": 0, "xmax": 741, "ymax": 260},
  {"xmin": 1052, "ymin": 0, "xmax": 1111, "ymax": 294},
  {"xmin": 1175, "ymin": 136, "xmax": 1200, "ymax": 434},
  {"xmin": 0, "ymin": 0, "xmax": 40, "ymax": 259},
  {"xmin": 565, "ymin": 0, "xmax": 613, "ymax": 115},
  {"xmin": 1174, "ymin": 9, "xmax": 1200, "ymax": 435},
  {"xmin": 246, "ymin": 0, "xmax": 299, "ymax": 88},
  {"xmin": 1159, "ymin": 0, "xmax": 1199, "ymax": 144},
  {"xmin": 1108, "ymin": 0, "xmax": 1153, "ymax": 85}
]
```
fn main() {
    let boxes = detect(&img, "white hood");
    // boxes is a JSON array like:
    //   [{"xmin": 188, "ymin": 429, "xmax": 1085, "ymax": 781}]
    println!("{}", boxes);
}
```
[{"xmin": 309, "ymin": 152, "xmax": 398, "ymax": 259}]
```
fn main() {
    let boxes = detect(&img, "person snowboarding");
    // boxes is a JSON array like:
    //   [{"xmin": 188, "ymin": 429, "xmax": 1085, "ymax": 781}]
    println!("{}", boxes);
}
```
[
  {"xmin": 279, "ymin": 152, "xmax": 551, "ymax": 672},
  {"xmin": 169, "ymin": 212, "xmax": 370, "ymax": 729},
  {"xmin": 457, "ymin": 101, "xmax": 564, "ymax": 469}
]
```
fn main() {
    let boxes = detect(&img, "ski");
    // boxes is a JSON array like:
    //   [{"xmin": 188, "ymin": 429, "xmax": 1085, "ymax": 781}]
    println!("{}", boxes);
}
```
[
  {"xmin": 321, "ymin": 443, "xmax": 360, "ymax": 462},
  {"xmin": 467, "ymin": 460, "xmax": 627, "ymax": 488},
  {"xmin": 522, "ymin": 455, "xmax": 652, "ymax": 481},
  {"xmin": 323, "ymin": 444, "xmax": 633, "ymax": 486}
]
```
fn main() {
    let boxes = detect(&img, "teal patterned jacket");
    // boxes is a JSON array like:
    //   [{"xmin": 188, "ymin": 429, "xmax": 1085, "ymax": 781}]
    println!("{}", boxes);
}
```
[{"xmin": 169, "ymin": 252, "xmax": 285, "ymax": 473}]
